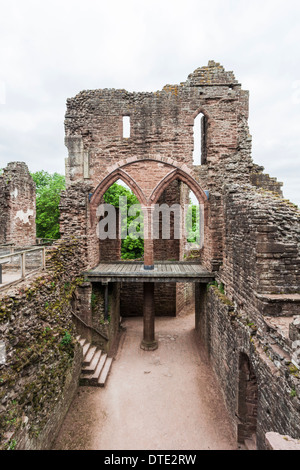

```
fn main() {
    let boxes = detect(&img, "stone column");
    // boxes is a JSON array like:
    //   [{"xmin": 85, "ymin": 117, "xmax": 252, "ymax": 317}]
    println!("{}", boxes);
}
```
[
  {"xmin": 140, "ymin": 282, "xmax": 158, "ymax": 351},
  {"xmin": 142, "ymin": 205, "xmax": 154, "ymax": 270}
]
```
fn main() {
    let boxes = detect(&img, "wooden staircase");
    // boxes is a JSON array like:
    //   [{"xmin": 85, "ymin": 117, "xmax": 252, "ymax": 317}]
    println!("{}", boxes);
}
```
[{"xmin": 77, "ymin": 336, "xmax": 113, "ymax": 387}]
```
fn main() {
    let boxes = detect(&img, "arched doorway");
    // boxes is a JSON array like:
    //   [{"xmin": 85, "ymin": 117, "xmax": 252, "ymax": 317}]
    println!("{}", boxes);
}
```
[
  {"xmin": 237, "ymin": 352, "xmax": 258, "ymax": 449},
  {"xmin": 87, "ymin": 158, "xmax": 211, "ymax": 351}
]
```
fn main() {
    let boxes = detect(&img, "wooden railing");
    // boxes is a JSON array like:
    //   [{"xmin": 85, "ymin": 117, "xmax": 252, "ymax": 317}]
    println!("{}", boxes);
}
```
[
  {"xmin": 72, "ymin": 310, "xmax": 109, "ymax": 342},
  {"xmin": 0, "ymin": 246, "xmax": 46, "ymax": 289}
]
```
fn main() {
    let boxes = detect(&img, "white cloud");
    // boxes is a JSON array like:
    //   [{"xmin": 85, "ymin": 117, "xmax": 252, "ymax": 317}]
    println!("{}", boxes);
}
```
[{"xmin": 0, "ymin": 0, "xmax": 299, "ymax": 205}]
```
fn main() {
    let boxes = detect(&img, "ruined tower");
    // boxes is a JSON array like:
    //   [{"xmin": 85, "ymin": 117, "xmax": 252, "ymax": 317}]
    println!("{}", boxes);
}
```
[{"xmin": 0, "ymin": 162, "xmax": 36, "ymax": 247}]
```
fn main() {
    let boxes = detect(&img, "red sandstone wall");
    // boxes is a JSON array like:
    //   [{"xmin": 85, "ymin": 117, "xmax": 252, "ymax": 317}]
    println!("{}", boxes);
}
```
[
  {"xmin": 0, "ymin": 162, "xmax": 36, "ymax": 247},
  {"xmin": 196, "ymin": 184, "xmax": 300, "ymax": 449},
  {"xmin": 62, "ymin": 61, "xmax": 254, "ymax": 271},
  {"xmin": 120, "ymin": 282, "xmax": 176, "ymax": 317}
]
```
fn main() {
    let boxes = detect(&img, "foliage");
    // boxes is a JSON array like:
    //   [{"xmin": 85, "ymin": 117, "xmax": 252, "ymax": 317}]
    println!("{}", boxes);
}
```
[
  {"xmin": 103, "ymin": 182, "xmax": 144, "ymax": 259},
  {"xmin": 60, "ymin": 331, "xmax": 72, "ymax": 346},
  {"xmin": 103, "ymin": 183, "xmax": 138, "ymax": 208},
  {"xmin": 186, "ymin": 204, "xmax": 200, "ymax": 243},
  {"xmin": 31, "ymin": 171, "xmax": 65, "ymax": 239},
  {"xmin": 5, "ymin": 438, "xmax": 17, "ymax": 450},
  {"xmin": 121, "ymin": 236, "xmax": 144, "ymax": 260}
]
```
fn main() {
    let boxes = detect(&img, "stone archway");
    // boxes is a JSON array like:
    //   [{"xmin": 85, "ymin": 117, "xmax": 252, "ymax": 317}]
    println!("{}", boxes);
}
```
[
  {"xmin": 86, "ymin": 158, "xmax": 211, "ymax": 351},
  {"xmin": 89, "ymin": 158, "xmax": 209, "ymax": 269},
  {"xmin": 89, "ymin": 167, "xmax": 148, "ymax": 226},
  {"xmin": 89, "ymin": 159, "xmax": 208, "ymax": 227}
]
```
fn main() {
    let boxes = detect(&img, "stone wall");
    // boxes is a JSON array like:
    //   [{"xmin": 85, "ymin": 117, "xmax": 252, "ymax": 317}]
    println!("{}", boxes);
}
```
[
  {"xmin": 0, "ymin": 162, "xmax": 36, "ymax": 247},
  {"xmin": 64, "ymin": 61, "xmax": 253, "ymax": 192},
  {"xmin": 250, "ymin": 164, "xmax": 283, "ymax": 197},
  {"xmin": 196, "ymin": 184, "xmax": 300, "ymax": 450},
  {"xmin": 220, "ymin": 184, "xmax": 299, "ymax": 322},
  {"xmin": 198, "ymin": 286, "xmax": 300, "ymax": 450},
  {"xmin": 60, "ymin": 62, "xmax": 300, "ymax": 449},
  {"xmin": 153, "ymin": 179, "xmax": 182, "ymax": 263},
  {"xmin": 62, "ymin": 61, "xmax": 255, "ymax": 272},
  {"xmin": 59, "ymin": 182, "xmax": 98, "ymax": 269},
  {"xmin": 90, "ymin": 282, "xmax": 121, "ymax": 352},
  {"xmin": 70, "ymin": 282, "xmax": 121, "ymax": 356},
  {"xmin": 176, "ymin": 282, "xmax": 195, "ymax": 314},
  {"xmin": 120, "ymin": 282, "xmax": 177, "ymax": 317},
  {"xmin": 0, "ymin": 239, "xmax": 86, "ymax": 450}
]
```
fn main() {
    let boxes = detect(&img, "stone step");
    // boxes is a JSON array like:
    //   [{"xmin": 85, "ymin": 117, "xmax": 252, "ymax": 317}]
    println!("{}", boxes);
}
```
[
  {"xmin": 90, "ymin": 353, "xmax": 107, "ymax": 386},
  {"xmin": 77, "ymin": 335, "xmax": 113, "ymax": 387},
  {"xmin": 83, "ymin": 345, "xmax": 97, "ymax": 367},
  {"xmin": 80, "ymin": 373, "xmax": 93, "ymax": 386},
  {"xmin": 82, "ymin": 349, "xmax": 102, "ymax": 375},
  {"xmin": 82, "ymin": 341, "xmax": 91, "ymax": 357},
  {"xmin": 78, "ymin": 337, "xmax": 87, "ymax": 347},
  {"xmin": 98, "ymin": 357, "xmax": 113, "ymax": 387}
]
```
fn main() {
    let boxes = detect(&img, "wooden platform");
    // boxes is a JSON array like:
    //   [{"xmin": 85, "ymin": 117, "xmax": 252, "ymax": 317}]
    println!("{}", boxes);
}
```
[{"xmin": 84, "ymin": 261, "xmax": 215, "ymax": 283}]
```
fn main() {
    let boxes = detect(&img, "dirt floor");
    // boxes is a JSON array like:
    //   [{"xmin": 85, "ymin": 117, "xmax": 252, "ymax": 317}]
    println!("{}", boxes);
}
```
[{"xmin": 52, "ymin": 309, "xmax": 238, "ymax": 451}]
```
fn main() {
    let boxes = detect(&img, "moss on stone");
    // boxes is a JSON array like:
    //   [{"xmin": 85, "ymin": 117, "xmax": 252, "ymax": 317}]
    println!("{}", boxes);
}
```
[
  {"xmin": 210, "ymin": 285, "xmax": 234, "ymax": 307},
  {"xmin": 0, "ymin": 240, "xmax": 85, "ymax": 449}
]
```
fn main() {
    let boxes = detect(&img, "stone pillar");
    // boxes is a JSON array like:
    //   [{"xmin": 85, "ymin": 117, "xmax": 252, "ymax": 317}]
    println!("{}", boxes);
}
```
[
  {"xmin": 142, "ymin": 205, "xmax": 154, "ymax": 270},
  {"xmin": 140, "ymin": 282, "xmax": 158, "ymax": 351}
]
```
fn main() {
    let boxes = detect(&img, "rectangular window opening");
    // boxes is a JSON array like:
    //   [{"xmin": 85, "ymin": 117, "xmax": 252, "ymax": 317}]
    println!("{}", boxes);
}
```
[
  {"xmin": 193, "ymin": 114, "xmax": 201, "ymax": 165},
  {"xmin": 193, "ymin": 113, "xmax": 207, "ymax": 165},
  {"xmin": 123, "ymin": 116, "xmax": 131, "ymax": 138}
]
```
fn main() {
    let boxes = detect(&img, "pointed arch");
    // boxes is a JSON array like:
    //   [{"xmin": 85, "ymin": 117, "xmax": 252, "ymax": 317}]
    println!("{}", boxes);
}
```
[
  {"xmin": 192, "ymin": 106, "xmax": 210, "ymax": 122},
  {"xmin": 149, "ymin": 168, "xmax": 208, "ymax": 207},
  {"xmin": 91, "ymin": 168, "xmax": 147, "ymax": 207},
  {"xmin": 89, "ymin": 168, "xmax": 147, "ymax": 225}
]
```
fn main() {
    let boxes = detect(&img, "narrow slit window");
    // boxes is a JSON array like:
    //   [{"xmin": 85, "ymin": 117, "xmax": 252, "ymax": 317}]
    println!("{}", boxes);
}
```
[
  {"xmin": 193, "ymin": 114, "xmax": 201, "ymax": 165},
  {"xmin": 123, "ymin": 116, "xmax": 130, "ymax": 138},
  {"xmin": 193, "ymin": 112, "xmax": 207, "ymax": 165}
]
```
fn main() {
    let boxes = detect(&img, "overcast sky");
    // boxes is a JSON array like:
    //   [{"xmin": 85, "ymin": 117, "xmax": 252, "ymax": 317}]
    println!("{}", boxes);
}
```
[{"xmin": 0, "ymin": 0, "xmax": 299, "ymax": 205}]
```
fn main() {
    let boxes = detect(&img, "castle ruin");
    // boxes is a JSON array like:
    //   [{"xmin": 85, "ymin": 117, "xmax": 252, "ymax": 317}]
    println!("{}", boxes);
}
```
[{"xmin": 0, "ymin": 61, "xmax": 299, "ymax": 450}]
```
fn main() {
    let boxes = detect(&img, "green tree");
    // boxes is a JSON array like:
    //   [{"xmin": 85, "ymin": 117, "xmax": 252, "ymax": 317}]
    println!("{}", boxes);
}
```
[
  {"xmin": 186, "ymin": 204, "xmax": 200, "ymax": 243},
  {"xmin": 103, "ymin": 182, "xmax": 144, "ymax": 259},
  {"xmin": 31, "ymin": 171, "xmax": 65, "ymax": 239}
]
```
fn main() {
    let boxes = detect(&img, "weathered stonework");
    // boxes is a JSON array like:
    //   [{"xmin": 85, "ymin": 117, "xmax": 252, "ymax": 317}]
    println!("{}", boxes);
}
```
[
  {"xmin": 250, "ymin": 164, "xmax": 283, "ymax": 197},
  {"xmin": 61, "ymin": 60, "xmax": 255, "ymax": 272},
  {"xmin": 265, "ymin": 432, "xmax": 300, "ymax": 450},
  {"xmin": 0, "ymin": 162, "xmax": 36, "ymax": 247},
  {"xmin": 0, "ymin": 239, "xmax": 86, "ymax": 450},
  {"xmin": 196, "ymin": 285, "xmax": 300, "ymax": 449},
  {"xmin": 59, "ymin": 61, "xmax": 300, "ymax": 449},
  {"xmin": 195, "ymin": 184, "xmax": 300, "ymax": 448}
]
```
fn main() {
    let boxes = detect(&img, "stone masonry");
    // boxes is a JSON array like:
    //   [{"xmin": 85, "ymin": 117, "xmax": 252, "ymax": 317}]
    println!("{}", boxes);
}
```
[
  {"xmin": 62, "ymin": 60, "xmax": 254, "ymax": 273},
  {"xmin": 0, "ymin": 240, "xmax": 85, "ymax": 450},
  {"xmin": 60, "ymin": 61, "xmax": 300, "ymax": 449},
  {"xmin": 0, "ymin": 61, "xmax": 297, "ymax": 450},
  {"xmin": 0, "ymin": 162, "xmax": 36, "ymax": 247}
]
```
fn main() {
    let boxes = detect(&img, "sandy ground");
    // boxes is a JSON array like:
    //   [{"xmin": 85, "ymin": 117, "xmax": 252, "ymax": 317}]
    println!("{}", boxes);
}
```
[{"xmin": 52, "ymin": 310, "xmax": 237, "ymax": 451}]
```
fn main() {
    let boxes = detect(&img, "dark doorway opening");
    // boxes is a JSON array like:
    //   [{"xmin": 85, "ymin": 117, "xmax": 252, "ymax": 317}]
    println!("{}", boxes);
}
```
[{"xmin": 237, "ymin": 352, "xmax": 258, "ymax": 449}]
